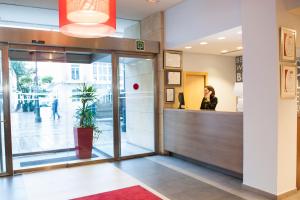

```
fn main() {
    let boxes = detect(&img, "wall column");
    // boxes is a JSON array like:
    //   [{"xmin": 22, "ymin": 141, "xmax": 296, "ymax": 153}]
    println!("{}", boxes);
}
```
[
  {"xmin": 141, "ymin": 12, "xmax": 165, "ymax": 153},
  {"xmin": 242, "ymin": 0, "xmax": 297, "ymax": 195}
]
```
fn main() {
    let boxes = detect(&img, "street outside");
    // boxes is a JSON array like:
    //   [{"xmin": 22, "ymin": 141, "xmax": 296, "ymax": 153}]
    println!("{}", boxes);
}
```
[{"xmin": 11, "ymin": 106, "xmax": 114, "ymax": 155}]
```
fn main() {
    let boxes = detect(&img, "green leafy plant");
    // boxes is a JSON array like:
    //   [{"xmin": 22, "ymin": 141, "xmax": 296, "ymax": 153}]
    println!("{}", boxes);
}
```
[
  {"xmin": 73, "ymin": 83, "xmax": 101, "ymax": 135},
  {"xmin": 41, "ymin": 76, "xmax": 53, "ymax": 84}
]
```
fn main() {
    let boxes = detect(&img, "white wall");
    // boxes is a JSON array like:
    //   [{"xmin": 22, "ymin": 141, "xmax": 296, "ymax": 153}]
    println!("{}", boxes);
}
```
[
  {"xmin": 242, "ymin": 0, "xmax": 298, "ymax": 195},
  {"xmin": 183, "ymin": 53, "xmax": 236, "ymax": 112},
  {"xmin": 165, "ymin": 0, "xmax": 241, "ymax": 48},
  {"xmin": 276, "ymin": 0, "xmax": 299, "ymax": 194}
]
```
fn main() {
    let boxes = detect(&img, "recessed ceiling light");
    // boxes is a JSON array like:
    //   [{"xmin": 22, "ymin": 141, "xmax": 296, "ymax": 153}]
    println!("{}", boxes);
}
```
[
  {"xmin": 236, "ymin": 46, "xmax": 243, "ymax": 50},
  {"xmin": 221, "ymin": 50, "xmax": 228, "ymax": 53},
  {"xmin": 185, "ymin": 46, "xmax": 192, "ymax": 49},
  {"xmin": 200, "ymin": 42, "xmax": 208, "ymax": 45},
  {"xmin": 146, "ymin": 0, "xmax": 160, "ymax": 3},
  {"xmin": 218, "ymin": 37, "xmax": 226, "ymax": 40}
]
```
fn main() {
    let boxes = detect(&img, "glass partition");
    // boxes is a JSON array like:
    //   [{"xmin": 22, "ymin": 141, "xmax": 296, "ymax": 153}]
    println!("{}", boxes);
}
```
[
  {"xmin": 118, "ymin": 57, "xmax": 155, "ymax": 157},
  {"xmin": 0, "ymin": 49, "xmax": 7, "ymax": 174},
  {"xmin": 9, "ymin": 50, "xmax": 114, "ymax": 169}
]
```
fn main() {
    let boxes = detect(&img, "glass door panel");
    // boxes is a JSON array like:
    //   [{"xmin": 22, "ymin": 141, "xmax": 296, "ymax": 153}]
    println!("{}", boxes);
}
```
[
  {"xmin": 9, "ymin": 50, "xmax": 114, "ymax": 169},
  {"xmin": 0, "ymin": 49, "xmax": 6, "ymax": 174},
  {"xmin": 118, "ymin": 57, "xmax": 155, "ymax": 157}
]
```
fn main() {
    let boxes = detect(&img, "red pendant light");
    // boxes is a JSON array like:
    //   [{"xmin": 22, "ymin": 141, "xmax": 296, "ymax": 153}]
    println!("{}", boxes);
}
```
[
  {"xmin": 59, "ymin": 0, "xmax": 116, "ymax": 38},
  {"xmin": 67, "ymin": 0, "xmax": 109, "ymax": 24}
]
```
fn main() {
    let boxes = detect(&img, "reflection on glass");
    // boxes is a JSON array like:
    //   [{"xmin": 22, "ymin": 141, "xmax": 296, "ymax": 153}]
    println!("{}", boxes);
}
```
[
  {"xmin": 9, "ymin": 51, "xmax": 113, "ymax": 169},
  {"xmin": 119, "ymin": 57, "xmax": 155, "ymax": 157},
  {"xmin": 0, "ymin": 50, "xmax": 6, "ymax": 174}
]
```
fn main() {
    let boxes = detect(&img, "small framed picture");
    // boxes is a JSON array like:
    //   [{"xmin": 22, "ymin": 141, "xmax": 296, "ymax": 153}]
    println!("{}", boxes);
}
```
[
  {"xmin": 280, "ymin": 27, "xmax": 297, "ymax": 62},
  {"xmin": 281, "ymin": 64, "xmax": 296, "ymax": 98},
  {"xmin": 164, "ymin": 50, "xmax": 182, "ymax": 69},
  {"xmin": 165, "ymin": 70, "xmax": 182, "ymax": 86},
  {"xmin": 165, "ymin": 88, "xmax": 175, "ymax": 102}
]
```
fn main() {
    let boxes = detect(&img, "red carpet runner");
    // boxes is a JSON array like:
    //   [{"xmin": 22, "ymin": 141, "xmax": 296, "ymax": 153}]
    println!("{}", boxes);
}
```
[{"xmin": 72, "ymin": 185, "xmax": 162, "ymax": 200}]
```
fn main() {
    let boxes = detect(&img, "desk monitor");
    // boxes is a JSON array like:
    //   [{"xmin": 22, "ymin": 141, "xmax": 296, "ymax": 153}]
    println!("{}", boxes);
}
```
[{"xmin": 178, "ymin": 92, "xmax": 185, "ymax": 109}]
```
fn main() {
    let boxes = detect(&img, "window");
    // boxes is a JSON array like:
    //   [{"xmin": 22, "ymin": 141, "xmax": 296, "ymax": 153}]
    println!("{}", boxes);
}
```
[
  {"xmin": 91, "ymin": 62, "xmax": 112, "ymax": 82},
  {"xmin": 72, "ymin": 89, "xmax": 80, "ymax": 102},
  {"xmin": 71, "ymin": 65, "xmax": 80, "ymax": 80},
  {"xmin": 93, "ymin": 63, "xmax": 97, "ymax": 80}
]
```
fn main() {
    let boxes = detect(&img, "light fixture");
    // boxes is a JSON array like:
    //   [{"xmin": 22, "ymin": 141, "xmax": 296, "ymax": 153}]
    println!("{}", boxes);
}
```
[
  {"xmin": 185, "ymin": 46, "xmax": 192, "ymax": 49},
  {"xmin": 67, "ymin": 0, "xmax": 109, "ymax": 24},
  {"xmin": 59, "ymin": 0, "xmax": 116, "ymax": 38},
  {"xmin": 221, "ymin": 50, "xmax": 228, "ymax": 53},
  {"xmin": 200, "ymin": 42, "xmax": 208, "ymax": 45},
  {"xmin": 236, "ymin": 46, "xmax": 243, "ymax": 50},
  {"xmin": 218, "ymin": 37, "xmax": 226, "ymax": 40},
  {"xmin": 146, "ymin": 0, "xmax": 160, "ymax": 3}
]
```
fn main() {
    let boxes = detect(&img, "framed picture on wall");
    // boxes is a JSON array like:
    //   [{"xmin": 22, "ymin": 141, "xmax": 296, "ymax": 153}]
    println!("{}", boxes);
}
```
[
  {"xmin": 165, "ymin": 88, "xmax": 175, "ymax": 102},
  {"xmin": 280, "ymin": 27, "xmax": 297, "ymax": 62},
  {"xmin": 281, "ymin": 64, "xmax": 296, "ymax": 98},
  {"xmin": 164, "ymin": 50, "xmax": 182, "ymax": 69},
  {"xmin": 165, "ymin": 69, "xmax": 182, "ymax": 86}
]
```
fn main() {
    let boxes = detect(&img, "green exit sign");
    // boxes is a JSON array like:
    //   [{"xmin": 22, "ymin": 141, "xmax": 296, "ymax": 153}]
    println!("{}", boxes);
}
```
[{"xmin": 136, "ymin": 40, "xmax": 145, "ymax": 51}]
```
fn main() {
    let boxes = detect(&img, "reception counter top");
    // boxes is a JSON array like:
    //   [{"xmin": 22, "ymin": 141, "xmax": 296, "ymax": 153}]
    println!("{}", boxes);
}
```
[{"xmin": 164, "ymin": 109, "xmax": 243, "ymax": 176}]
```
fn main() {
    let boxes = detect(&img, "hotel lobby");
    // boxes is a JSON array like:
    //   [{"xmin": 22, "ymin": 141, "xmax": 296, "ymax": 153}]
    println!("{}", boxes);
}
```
[{"xmin": 1, "ymin": 0, "xmax": 300, "ymax": 200}]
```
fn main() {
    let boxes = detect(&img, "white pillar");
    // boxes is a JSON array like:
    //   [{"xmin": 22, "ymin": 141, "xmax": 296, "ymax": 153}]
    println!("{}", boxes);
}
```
[{"xmin": 242, "ymin": 0, "xmax": 297, "ymax": 195}]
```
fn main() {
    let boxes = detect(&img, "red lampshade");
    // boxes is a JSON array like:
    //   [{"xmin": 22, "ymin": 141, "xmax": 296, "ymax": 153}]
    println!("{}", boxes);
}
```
[
  {"xmin": 67, "ymin": 0, "xmax": 109, "ymax": 24},
  {"xmin": 59, "ymin": 0, "xmax": 116, "ymax": 38}
]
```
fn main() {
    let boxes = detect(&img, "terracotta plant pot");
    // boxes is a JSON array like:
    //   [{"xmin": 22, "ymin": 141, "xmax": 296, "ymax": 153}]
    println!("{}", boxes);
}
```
[{"xmin": 73, "ymin": 127, "xmax": 93, "ymax": 159}]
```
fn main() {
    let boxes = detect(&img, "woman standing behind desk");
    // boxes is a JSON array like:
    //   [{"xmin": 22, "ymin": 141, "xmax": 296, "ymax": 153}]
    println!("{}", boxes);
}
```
[{"xmin": 200, "ymin": 85, "xmax": 218, "ymax": 110}]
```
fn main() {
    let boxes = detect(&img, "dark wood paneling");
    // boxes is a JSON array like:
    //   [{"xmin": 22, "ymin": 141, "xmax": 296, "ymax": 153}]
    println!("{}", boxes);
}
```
[{"xmin": 164, "ymin": 109, "xmax": 243, "ymax": 174}]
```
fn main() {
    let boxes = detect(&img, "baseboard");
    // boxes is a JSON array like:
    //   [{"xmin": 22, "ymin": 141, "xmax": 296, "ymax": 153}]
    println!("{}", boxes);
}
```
[
  {"xmin": 277, "ymin": 189, "xmax": 297, "ymax": 200},
  {"xmin": 242, "ymin": 184, "xmax": 297, "ymax": 200},
  {"xmin": 171, "ymin": 153, "xmax": 243, "ymax": 179}
]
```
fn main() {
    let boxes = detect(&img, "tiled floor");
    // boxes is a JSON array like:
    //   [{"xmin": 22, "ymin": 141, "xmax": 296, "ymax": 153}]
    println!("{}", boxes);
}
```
[
  {"xmin": 11, "ymin": 108, "xmax": 114, "ymax": 154},
  {"xmin": 1, "ymin": 155, "xmax": 300, "ymax": 200},
  {"xmin": 10, "ymin": 109, "xmax": 152, "ymax": 169}
]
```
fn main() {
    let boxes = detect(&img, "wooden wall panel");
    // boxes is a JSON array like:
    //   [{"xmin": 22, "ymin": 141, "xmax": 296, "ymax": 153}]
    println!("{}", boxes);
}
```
[{"xmin": 164, "ymin": 109, "xmax": 243, "ymax": 174}]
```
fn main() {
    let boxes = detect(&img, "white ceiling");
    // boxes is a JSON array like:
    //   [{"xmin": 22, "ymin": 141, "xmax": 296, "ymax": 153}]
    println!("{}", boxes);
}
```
[
  {"xmin": 117, "ymin": 0, "xmax": 183, "ymax": 20},
  {"xmin": 0, "ymin": 0, "xmax": 184, "ymax": 20},
  {"xmin": 176, "ymin": 26, "xmax": 243, "ymax": 57}
]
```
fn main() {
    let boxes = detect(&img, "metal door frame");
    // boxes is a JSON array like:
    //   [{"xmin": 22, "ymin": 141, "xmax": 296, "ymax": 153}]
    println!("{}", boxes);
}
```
[
  {"xmin": 0, "ymin": 44, "xmax": 159, "ymax": 175},
  {"xmin": 0, "ymin": 44, "xmax": 13, "ymax": 176},
  {"xmin": 113, "ymin": 52, "xmax": 159, "ymax": 160}
]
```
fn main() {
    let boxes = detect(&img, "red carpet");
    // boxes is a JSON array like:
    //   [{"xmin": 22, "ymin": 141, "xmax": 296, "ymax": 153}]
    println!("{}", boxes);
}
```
[{"xmin": 72, "ymin": 186, "xmax": 162, "ymax": 200}]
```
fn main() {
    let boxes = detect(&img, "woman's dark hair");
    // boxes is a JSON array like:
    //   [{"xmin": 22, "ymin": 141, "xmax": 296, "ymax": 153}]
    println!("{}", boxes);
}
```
[{"xmin": 205, "ymin": 85, "xmax": 215, "ymax": 98}]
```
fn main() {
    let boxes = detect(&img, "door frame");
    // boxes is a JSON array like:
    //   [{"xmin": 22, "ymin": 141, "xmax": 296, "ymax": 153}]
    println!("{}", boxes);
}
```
[
  {"xmin": 0, "ymin": 44, "xmax": 13, "ymax": 176},
  {"xmin": 1, "ymin": 43, "xmax": 159, "ymax": 175},
  {"xmin": 114, "ymin": 53, "xmax": 159, "ymax": 160},
  {"xmin": 183, "ymin": 72, "xmax": 208, "ymax": 110}
]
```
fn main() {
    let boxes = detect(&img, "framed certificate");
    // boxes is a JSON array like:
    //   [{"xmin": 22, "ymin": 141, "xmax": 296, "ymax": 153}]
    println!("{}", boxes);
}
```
[
  {"xmin": 280, "ymin": 27, "xmax": 297, "ymax": 62},
  {"xmin": 165, "ymin": 70, "xmax": 182, "ymax": 86},
  {"xmin": 281, "ymin": 64, "xmax": 296, "ymax": 98},
  {"xmin": 164, "ymin": 50, "xmax": 182, "ymax": 69},
  {"xmin": 165, "ymin": 88, "xmax": 175, "ymax": 102}
]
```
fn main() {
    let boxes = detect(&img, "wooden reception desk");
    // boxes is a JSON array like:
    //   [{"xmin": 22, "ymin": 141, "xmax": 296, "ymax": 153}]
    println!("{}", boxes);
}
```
[{"xmin": 164, "ymin": 109, "xmax": 243, "ymax": 176}]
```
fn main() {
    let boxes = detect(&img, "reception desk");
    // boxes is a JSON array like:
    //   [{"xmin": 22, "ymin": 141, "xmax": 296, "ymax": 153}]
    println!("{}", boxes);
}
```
[{"xmin": 164, "ymin": 109, "xmax": 243, "ymax": 176}]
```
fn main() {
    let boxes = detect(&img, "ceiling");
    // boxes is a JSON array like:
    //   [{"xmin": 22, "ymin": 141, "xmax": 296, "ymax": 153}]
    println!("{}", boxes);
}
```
[
  {"xmin": 176, "ymin": 26, "xmax": 243, "ymax": 57},
  {"xmin": 0, "ymin": 0, "xmax": 184, "ymax": 20}
]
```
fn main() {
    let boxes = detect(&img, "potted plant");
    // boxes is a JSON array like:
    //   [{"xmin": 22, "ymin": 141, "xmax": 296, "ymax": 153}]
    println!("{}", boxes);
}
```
[{"xmin": 73, "ymin": 83, "xmax": 99, "ymax": 159}]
